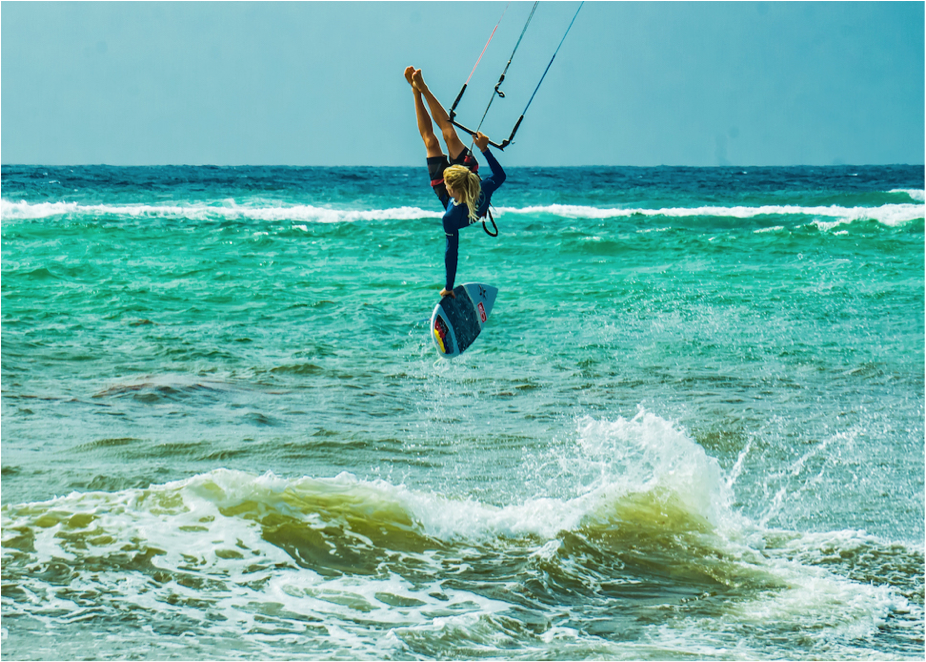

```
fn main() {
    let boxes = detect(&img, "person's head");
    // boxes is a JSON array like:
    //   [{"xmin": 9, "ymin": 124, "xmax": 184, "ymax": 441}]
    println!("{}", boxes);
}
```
[{"xmin": 443, "ymin": 165, "xmax": 482, "ymax": 223}]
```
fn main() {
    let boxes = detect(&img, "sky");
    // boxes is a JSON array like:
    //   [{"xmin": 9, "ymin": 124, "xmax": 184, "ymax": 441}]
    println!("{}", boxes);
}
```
[{"xmin": 1, "ymin": 1, "xmax": 923, "ymax": 167}]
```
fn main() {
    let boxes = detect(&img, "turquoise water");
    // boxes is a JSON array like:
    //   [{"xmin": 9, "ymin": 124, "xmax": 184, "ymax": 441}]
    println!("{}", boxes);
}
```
[{"xmin": 2, "ymin": 164, "xmax": 924, "ymax": 660}]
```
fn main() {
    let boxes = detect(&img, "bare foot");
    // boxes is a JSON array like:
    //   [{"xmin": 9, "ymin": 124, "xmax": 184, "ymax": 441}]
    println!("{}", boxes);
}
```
[
  {"xmin": 411, "ymin": 68, "xmax": 428, "ymax": 94},
  {"xmin": 404, "ymin": 66, "xmax": 416, "ymax": 87}
]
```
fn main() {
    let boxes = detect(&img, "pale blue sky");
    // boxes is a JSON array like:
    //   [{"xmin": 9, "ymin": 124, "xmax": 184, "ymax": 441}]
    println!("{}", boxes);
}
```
[{"xmin": 2, "ymin": 1, "xmax": 923, "ymax": 166}]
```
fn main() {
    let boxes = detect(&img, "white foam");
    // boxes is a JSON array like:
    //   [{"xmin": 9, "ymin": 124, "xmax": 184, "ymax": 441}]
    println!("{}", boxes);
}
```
[
  {"xmin": 890, "ymin": 188, "xmax": 925, "ymax": 203},
  {"xmin": 496, "ymin": 202, "xmax": 925, "ymax": 227},
  {"xmin": 0, "ymin": 200, "xmax": 82, "ymax": 219},
  {"xmin": 0, "ymin": 199, "xmax": 440, "ymax": 223},
  {"xmin": 1, "ymin": 468, "xmax": 523, "ymax": 659},
  {"xmin": 714, "ymin": 553, "xmax": 912, "ymax": 653},
  {"xmin": 0, "ymin": 415, "xmax": 905, "ymax": 572},
  {"xmin": 2, "ymin": 409, "xmax": 737, "ymax": 559},
  {"xmin": 3, "ymin": 198, "xmax": 922, "ymax": 228}
]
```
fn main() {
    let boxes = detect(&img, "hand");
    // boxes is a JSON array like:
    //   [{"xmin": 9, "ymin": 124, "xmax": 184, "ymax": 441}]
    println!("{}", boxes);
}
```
[
  {"xmin": 440, "ymin": 288, "xmax": 455, "ymax": 298},
  {"xmin": 474, "ymin": 132, "xmax": 490, "ymax": 152}
]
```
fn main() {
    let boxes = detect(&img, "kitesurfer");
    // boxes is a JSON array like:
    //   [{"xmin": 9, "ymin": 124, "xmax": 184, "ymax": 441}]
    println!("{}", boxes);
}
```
[{"xmin": 405, "ymin": 67, "xmax": 506, "ymax": 297}]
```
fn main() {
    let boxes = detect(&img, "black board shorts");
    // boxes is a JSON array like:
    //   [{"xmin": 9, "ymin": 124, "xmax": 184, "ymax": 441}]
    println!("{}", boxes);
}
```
[{"xmin": 427, "ymin": 148, "xmax": 480, "ymax": 203}]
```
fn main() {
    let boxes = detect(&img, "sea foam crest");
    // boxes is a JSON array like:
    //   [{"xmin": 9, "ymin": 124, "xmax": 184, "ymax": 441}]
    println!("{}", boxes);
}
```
[
  {"xmin": 0, "ymin": 411, "xmax": 734, "ymax": 547},
  {"xmin": 497, "ymin": 202, "xmax": 924, "ymax": 227},
  {"xmin": 890, "ymin": 188, "xmax": 925, "ymax": 203},
  {"xmin": 2, "ymin": 410, "xmax": 918, "ymax": 650},
  {"xmin": 571, "ymin": 411, "xmax": 730, "ymax": 525},
  {"xmin": 3, "ymin": 198, "xmax": 922, "ymax": 228},
  {"xmin": 351, "ymin": 410, "xmax": 736, "ymax": 542},
  {"xmin": 0, "ymin": 199, "xmax": 439, "ymax": 223}
]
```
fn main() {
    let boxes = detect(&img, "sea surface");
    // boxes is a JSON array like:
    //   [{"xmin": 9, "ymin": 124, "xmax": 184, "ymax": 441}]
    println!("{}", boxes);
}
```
[{"xmin": 1, "ymin": 162, "xmax": 924, "ymax": 660}]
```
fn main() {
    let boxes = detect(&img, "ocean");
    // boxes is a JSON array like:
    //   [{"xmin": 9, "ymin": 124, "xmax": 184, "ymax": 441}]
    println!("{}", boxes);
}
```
[{"xmin": 1, "ymin": 162, "xmax": 924, "ymax": 660}]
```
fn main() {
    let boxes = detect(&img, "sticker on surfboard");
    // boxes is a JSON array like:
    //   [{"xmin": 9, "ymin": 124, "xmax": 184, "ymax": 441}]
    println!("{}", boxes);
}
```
[{"xmin": 430, "ymin": 282, "xmax": 498, "ymax": 358}]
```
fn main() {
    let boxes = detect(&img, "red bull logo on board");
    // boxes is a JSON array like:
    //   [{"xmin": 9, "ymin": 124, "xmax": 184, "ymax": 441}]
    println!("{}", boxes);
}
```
[{"xmin": 433, "ymin": 316, "xmax": 451, "ymax": 354}]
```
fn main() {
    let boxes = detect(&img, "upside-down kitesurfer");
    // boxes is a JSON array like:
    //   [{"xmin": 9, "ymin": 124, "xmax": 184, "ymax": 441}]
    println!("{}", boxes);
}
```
[{"xmin": 405, "ymin": 67, "xmax": 506, "ymax": 298}]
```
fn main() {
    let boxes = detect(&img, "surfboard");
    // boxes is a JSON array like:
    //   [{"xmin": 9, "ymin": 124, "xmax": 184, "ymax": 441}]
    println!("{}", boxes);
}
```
[{"xmin": 430, "ymin": 282, "xmax": 498, "ymax": 358}]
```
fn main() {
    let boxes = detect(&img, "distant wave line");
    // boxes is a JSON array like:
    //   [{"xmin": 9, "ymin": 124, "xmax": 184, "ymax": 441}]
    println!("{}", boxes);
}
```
[
  {"xmin": 2, "ymin": 199, "xmax": 923, "ymax": 227},
  {"xmin": 498, "ymin": 202, "xmax": 924, "ymax": 227},
  {"xmin": 0, "ymin": 200, "xmax": 439, "ymax": 223}
]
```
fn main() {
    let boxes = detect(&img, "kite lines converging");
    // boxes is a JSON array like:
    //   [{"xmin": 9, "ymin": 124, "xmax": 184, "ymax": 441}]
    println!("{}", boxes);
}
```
[{"xmin": 448, "ymin": 1, "xmax": 584, "ymax": 151}]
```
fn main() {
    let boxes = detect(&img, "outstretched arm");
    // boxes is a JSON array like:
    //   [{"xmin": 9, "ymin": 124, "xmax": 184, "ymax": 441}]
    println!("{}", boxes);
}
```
[
  {"xmin": 473, "ymin": 132, "xmax": 506, "ymax": 188},
  {"xmin": 442, "ymin": 231, "xmax": 459, "ymax": 298},
  {"xmin": 472, "ymin": 132, "xmax": 506, "ymax": 217},
  {"xmin": 480, "ymin": 146, "xmax": 506, "ymax": 190}
]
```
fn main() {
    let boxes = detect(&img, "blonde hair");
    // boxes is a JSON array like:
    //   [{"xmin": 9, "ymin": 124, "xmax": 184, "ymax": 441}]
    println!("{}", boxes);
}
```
[{"xmin": 443, "ymin": 165, "xmax": 482, "ymax": 223}]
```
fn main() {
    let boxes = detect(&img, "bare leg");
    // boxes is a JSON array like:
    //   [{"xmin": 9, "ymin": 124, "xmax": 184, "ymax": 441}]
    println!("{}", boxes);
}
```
[
  {"xmin": 406, "ymin": 66, "xmax": 443, "ymax": 158},
  {"xmin": 412, "ymin": 69, "xmax": 468, "ymax": 160}
]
